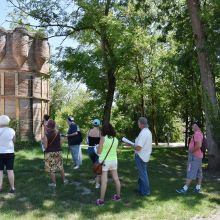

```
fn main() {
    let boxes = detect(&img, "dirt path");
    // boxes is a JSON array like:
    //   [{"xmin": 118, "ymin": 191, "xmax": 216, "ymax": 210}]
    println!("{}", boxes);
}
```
[{"xmin": 192, "ymin": 208, "xmax": 220, "ymax": 220}]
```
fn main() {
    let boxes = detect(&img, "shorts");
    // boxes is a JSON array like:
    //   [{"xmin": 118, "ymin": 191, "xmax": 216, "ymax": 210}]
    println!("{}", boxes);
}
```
[
  {"xmin": 0, "ymin": 153, "xmax": 15, "ymax": 171},
  {"xmin": 102, "ymin": 160, "xmax": 118, "ymax": 172},
  {"xmin": 187, "ymin": 154, "xmax": 203, "ymax": 180}
]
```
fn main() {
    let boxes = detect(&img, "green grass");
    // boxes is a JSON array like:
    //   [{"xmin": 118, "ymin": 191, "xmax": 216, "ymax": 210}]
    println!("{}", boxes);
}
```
[{"xmin": 0, "ymin": 145, "xmax": 219, "ymax": 220}]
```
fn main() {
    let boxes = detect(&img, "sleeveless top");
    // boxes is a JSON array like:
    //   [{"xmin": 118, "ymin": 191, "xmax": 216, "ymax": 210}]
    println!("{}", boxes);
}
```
[
  {"xmin": 99, "ymin": 136, "xmax": 118, "ymax": 162},
  {"xmin": 88, "ymin": 128, "xmax": 101, "ymax": 146},
  {"xmin": 45, "ymin": 131, "xmax": 61, "ymax": 153}
]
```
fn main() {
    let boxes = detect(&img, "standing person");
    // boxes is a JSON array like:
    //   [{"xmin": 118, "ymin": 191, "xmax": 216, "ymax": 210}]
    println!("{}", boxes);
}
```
[
  {"xmin": 128, "ymin": 117, "xmax": 152, "ymax": 197},
  {"xmin": 42, "ymin": 119, "xmax": 68, "ymax": 187},
  {"xmin": 41, "ymin": 114, "xmax": 50, "ymax": 128},
  {"xmin": 96, "ymin": 123, "xmax": 121, "ymax": 206},
  {"xmin": 66, "ymin": 116, "xmax": 82, "ymax": 169},
  {"xmin": 176, "ymin": 121, "xmax": 204, "ymax": 194},
  {"xmin": 41, "ymin": 114, "xmax": 50, "ymax": 152},
  {"xmin": 163, "ymin": 124, "xmax": 171, "ymax": 146},
  {"xmin": 0, "ymin": 115, "xmax": 16, "ymax": 193},
  {"xmin": 87, "ymin": 119, "xmax": 101, "ymax": 189}
]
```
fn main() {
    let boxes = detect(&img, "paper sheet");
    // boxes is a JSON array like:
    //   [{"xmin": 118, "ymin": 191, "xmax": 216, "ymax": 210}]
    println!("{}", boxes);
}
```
[{"xmin": 122, "ymin": 137, "xmax": 135, "ymax": 146}]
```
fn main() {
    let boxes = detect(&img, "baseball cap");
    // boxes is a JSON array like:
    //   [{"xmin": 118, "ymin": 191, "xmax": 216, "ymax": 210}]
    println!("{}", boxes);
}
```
[
  {"xmin": 93, "ymin": 119, "xmax": 101, "ymax": 126},
  {"xmin": 67, "ymin": 116, "xmax": 74, "ymax": 122}
]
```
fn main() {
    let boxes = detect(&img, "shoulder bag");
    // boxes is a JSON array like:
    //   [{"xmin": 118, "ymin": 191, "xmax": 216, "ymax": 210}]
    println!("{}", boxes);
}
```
[{"xmin": 93, "ymin": 137, "xmax": 115, "ymax": 175}]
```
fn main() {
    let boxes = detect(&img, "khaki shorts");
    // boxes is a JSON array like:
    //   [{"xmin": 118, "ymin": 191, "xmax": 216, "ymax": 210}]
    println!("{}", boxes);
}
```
[{"xmin": 102, "ymin": 160, "xmax": 118, "ymax": 172}]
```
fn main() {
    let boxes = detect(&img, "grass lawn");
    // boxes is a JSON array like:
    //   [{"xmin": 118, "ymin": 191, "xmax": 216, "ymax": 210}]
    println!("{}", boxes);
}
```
[{"xmin": 0, "ymin": 144, "xmax": 219, "ymax": 220}]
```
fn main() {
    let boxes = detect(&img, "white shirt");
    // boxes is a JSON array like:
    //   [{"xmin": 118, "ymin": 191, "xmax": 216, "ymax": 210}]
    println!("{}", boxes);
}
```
[
  {"xmin": 135, "ymin": 128, "xmax": 152, "ymax": 162},
  {"xmin": 0, "ymin": 127, "xmax": 15, "ymax": 153}
]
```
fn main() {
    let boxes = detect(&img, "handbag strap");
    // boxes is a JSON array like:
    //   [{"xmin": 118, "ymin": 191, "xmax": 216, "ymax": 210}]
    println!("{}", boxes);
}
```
[
  {"xmin": 101, "ymin": 137, "xmax": 115, "ymax": 165},
  {"xmin": 48, "ymin": 132, "xmax": 58, "ymax": 147}
]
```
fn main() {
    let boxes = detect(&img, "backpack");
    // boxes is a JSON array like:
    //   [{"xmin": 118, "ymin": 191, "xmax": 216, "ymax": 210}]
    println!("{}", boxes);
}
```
[{"xmin": 201, "ymin": 136, "xmax": 208, "ymax": 155}]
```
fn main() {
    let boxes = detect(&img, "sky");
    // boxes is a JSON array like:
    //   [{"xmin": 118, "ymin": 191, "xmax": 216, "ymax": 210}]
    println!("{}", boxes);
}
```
[{"xmin": 0, "ymin": 0, "xmax": 76, "ymax": 55}]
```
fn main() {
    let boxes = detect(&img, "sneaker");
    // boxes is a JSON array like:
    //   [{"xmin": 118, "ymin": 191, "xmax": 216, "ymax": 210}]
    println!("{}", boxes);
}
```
[
  {"xmin": 48, "ymin": 183, "xmax": 56, "ymax": 188},
  {"xmin": 193, "ymin": 188, "xmax": 201, "ymax": 193},
  {"xmin": 63, "ymin": 179, "xmax": 69, "ymax": 185},
  {"xmin": 176, "ymin": 188, "xmax": 187, "ymax": 194},
  {"xmin": 112, "ymin": 194, "xmax": 121, "ymax": 201},
  {"xmin": 73, "ymin": 166, "xmax": 79, "ymax": 170},
  {"xmin": 95, "ymin": 183, "xmax": 100, "ymax": 189},
  {"xmin": 96, "ymin": 199, "xmax": 104, "ymax": 206},
  {"xmin": 9, "ymin": 188, "xmax": 16, "ymax": 193}
]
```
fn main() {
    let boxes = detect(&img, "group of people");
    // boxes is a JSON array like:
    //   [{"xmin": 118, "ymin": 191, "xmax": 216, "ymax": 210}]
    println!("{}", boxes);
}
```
[
  {"xmin": 0, "ymin": 114, "xmax": 205, "ymax": 206},
  {"xmin": 41, "ymin": 115, "xmax": 152, "ymax": 205}
]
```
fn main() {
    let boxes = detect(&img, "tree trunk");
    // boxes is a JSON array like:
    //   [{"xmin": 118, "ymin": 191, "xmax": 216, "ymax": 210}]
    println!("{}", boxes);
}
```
[
  {"xmin": 103, "ymin": 68, "xmax": 116, "ymax": 125},
  {"xmin": 101, "ymin": 0, "xmax": 116, "ymax": 126},
  {"xmin": 187, "ymin": 0, "xmax": 220, "ymax": 170},
  {"xmin": 184, "ymin": 112, "xmax": 189, "ymax": 148},
  {"xmin": 152, "ymin": 94, "xmax": 158, "ymax": 145}
]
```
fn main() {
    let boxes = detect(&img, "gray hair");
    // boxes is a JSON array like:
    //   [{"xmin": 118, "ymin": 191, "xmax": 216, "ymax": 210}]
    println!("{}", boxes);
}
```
[
  {"xmin": 0, "ymin": 115, "xmax": 11, "ymax": 126},
  {"xmin": 138, "ymin": 117, "xmax": 148, "ymax": 127}
]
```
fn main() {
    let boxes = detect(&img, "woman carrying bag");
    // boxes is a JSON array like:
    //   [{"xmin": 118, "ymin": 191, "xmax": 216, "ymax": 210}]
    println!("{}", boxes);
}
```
[
  {"xmin": 42, "ymin": 119, "xmax": 68, "ymax": 187},
  {"xmin": 96, "ymin": 123, "xmax": 121, "ymax": 206},
  {"xmin": 87, "ymin": 119, "xmax": 102, "ymax": 188}
]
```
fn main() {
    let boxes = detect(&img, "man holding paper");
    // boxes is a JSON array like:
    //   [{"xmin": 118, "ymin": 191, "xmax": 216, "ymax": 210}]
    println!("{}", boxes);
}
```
[{"xmin": 124, "ymin": 117, "xmax": 152, "ymax": 196}]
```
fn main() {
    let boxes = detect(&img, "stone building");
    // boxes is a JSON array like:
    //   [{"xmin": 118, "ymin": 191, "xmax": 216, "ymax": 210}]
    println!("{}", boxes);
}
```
[{"xmin": 0, "ymin": 27, "xmax": 50, "ymax": 140}]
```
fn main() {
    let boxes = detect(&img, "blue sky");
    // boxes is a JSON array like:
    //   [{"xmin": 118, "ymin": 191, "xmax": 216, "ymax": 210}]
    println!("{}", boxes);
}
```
[{"xmin": 0, "ymin": 0, "xmax": 76, "ymax": 55}]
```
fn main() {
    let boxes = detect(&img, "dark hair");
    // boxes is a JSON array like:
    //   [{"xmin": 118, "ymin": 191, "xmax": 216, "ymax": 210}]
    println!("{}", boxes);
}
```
[
  {"xmin": 193, "ymin": 120, "xmax": 202, "ymax": 128},
  {"xmin": 46, "ymin": 119, "xmax": 56, "ymax": 130},
  {"xmin": 43, "ymin": 114, "xmax": 50, "ymax": 121},
  {"xmin": 101, "ymin": 123, "xmax": 116, "ymax": 137}
]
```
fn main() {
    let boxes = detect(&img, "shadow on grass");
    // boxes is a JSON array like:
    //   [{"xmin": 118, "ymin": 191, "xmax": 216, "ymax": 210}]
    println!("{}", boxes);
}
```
[{"xmin": 0, "ymin": 147, "xmax": 219, "ymax": 219}]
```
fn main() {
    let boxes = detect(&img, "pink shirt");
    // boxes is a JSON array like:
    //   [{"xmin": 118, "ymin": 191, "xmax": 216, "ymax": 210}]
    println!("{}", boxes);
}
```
[{"xmin": 189, "ymin": 130, "xmax": 203, "ymax": 159}]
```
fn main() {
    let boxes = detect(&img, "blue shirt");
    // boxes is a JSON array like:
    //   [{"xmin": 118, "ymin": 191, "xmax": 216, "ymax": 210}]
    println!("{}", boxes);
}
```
[{"xmin": 68, "ymin": 123, "xmax": 77, "ymax": 135}]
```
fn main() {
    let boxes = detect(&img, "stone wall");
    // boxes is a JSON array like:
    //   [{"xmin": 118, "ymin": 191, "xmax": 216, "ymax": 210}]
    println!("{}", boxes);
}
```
[{"xmin": 0, "ymin": 27, "xmax": 50, "ymax": 140}]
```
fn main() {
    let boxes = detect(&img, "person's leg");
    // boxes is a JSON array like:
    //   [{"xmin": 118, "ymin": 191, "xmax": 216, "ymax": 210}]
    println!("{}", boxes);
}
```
[
  {"xmin": 95, "ymin": 175, "xmax": 101, "ymax": 188},
  {"xmin": 0, "ymin": 157, "xmax": 4, "ymax": 190},
  {"xmin": 88, "ymin": 147, "xmax": 95, "ymax": 163},
  {"xmin": 7, "ymin": 170, "xmax": 15, "ymax": 190},
  {"xmin": 177, "ymin": 154, "xmax": 196, "ymax": 193},
  {"xmin": 195, "ymin": 160, "xmax": 203, "ymax": 191},
  {"xmin": 71, "ymin": 145, "xmax": 81, "ymax": 167},
  {"xmin": 110, "ymin": 170, "xmax": 121, "ymax": 196},
  {"xmin": 0, "ymin": 170, "xmax": 3, "ymax": 190},
  {"xmin": 70, "ymin": 146, "xmax": 76, "ymax": 166},
  {"xmin": 79, "ymin": 146, "xmax": 82, "ymax": 165},
  {"xmin": 100, "ymin": 171, "xmax": 108, "ymax": 201},
  {"xmin": 50, "ymin": 172, "xmax": 56, "ymax": 183},
  {"xmin": 60, "ymin": 168, "xmax": 65, "ymax": 181},
  {"xmin": 135, "ymin": 154, "xmax": 150, "ymax": 196}
]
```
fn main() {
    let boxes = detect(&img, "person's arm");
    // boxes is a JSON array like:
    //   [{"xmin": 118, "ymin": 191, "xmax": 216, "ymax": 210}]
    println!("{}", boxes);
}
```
[
  {"xmin": 42, "ymin": 135, "xmax": 48, "ymax": 149},
  {"xmin": 67, "ymin": 132, "xmax": 78, "ymax": 137},
  {"xmin": 97, "ymin": 136, "xmax": 105, "ymax": 155},
  {"xmin": 190, "ymin": 134, "xmax": 202, "ymax": 153},
  {"xmin": 133, "ymin": 132, "xmax": 146, "ymax": 152},
  {"xmin": 67, "ymin": 124, "xmax": 78, "ymax": 137},
  {"xmin": 12, "ymin": 136, "xmax": 16, "ymax": 143},
  {"xmin": 190, "ymin": 141, "xmax": 202, "ymax": 153},
  {"xmin": 134, "ymin": 145, "xmax": 142, "ymax": 152}
]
